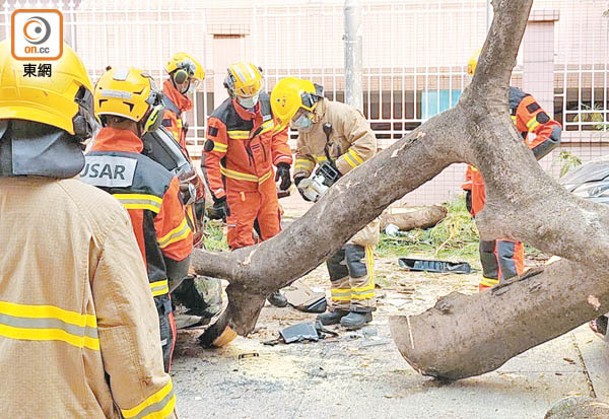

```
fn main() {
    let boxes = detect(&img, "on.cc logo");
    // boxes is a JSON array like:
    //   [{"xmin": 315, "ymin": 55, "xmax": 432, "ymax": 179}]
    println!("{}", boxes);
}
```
[{"xmin": 23, "ymin": 16, "xmax": 52, "ymax": 45}]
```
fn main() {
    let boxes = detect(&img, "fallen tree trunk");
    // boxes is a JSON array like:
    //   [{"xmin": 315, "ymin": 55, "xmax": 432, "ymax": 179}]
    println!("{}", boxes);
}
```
[
  {"xmin": 192, "ymin": 0, "xmax": 609, "ymax": 385},
  {"xmin": 389, "ymin": 259, "xmax": 609, "ymax": 380},
  {"xmin": 379, "ymin": 205, "xmax": 448, "ymax": 231}
]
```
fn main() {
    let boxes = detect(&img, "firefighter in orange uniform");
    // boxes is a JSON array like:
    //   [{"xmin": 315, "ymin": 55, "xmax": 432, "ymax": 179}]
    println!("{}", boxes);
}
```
[
  {"xmin": 82, "ymin": 67, "xmax": 193, "ymax": 371},
  {"xmin": 162, "ymin": 52, "xmax": 205, "ymax": 153},
  {"xmin": 202, "ymin": 62, "xmax": 293, "ymax": 307},
  {"xmin": 463, "ymin": 51, "xmax": 562, "ymax": 291},
  {"xmin": 162, "ymin": 53, "xmax": 207, "ymax": 242}
]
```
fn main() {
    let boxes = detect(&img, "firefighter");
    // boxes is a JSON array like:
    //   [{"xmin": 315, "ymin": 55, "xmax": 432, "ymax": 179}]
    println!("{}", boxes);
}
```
[
  {"xmin": 271, "ymin": 77, "xmax": 380, "ymax": 330},
  {"xmin": 161, "ymin": 52, "xmax": 206, "ymax": 242},
  {"xmin": 81, "ymin": 67, "xmax": 193, "ymax": 371},
  {"xmin": 202, "ymin": 62, "xmax": 293, "ymax": 308},
  {"xmin": 462, "ymin": 50, "xmax": 562, "ymax": 291},
  {"xmin": 0, "ymin": 41, "xmax": 176, "ymax": 417},
  {"xmin": 161, "ymin": 52, "xmax": 212, "ymax": 328},
  {"xmin": 162, "ymin": 52, "xmax": 205, "ymax": 153}
]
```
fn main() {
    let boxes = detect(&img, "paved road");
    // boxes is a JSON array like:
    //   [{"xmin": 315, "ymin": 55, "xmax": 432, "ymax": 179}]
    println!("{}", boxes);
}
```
[{"xmin": 172, "ymin": 309, "xmax": 607, "ymax": 418}]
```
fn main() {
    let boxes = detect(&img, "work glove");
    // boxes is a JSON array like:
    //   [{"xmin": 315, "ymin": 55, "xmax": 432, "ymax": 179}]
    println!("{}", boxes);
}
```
[
  {"xmin": 293, "ymin": 175, "xmax": 311, "ymax": 202},
  {"xmin": 275, "ymin": 162, "xmax": 292, "ymax": 191},
  {"xmin": 179, "ymin": 180, "xmax": 197, "ymax": 206},
  {"xmin": 209, "ymin": 197, "xmax": 230, "ymax": 221},
  {"xmin": 464, "ymin": 190, "xmax": 473, "ymax": 216}
]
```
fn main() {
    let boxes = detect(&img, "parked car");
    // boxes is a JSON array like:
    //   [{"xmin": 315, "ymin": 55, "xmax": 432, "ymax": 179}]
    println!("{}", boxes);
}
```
[{"xmin": 561, "ymin": 156, "xmax": 609, "ymax": 340}]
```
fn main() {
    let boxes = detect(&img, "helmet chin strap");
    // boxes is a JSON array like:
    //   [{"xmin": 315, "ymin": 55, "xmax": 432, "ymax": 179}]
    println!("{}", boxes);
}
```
[{"xmin": 173, "ymin": 77, "xmax": 190, "ymax": 95}]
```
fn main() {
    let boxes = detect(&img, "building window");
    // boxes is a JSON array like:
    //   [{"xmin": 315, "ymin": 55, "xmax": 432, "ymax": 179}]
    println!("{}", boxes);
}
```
[{"xmin": 421, "ymin": 89, "xmax": 462, "ymax": 119}]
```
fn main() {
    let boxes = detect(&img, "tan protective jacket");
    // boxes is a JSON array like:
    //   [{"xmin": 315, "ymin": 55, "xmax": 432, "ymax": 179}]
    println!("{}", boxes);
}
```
[
  {"xmin": 294, "ymin": 98, "xmax": 380, "ymax": 246},
  {"xmin": 0, "ymin": 177, "xmax": 176, "ymax": 418}
]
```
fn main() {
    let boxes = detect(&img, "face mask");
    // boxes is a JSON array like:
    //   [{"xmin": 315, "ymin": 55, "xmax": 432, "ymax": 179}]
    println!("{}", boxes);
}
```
[
  {"xmin": 291, "ymin": 113, "xmax": 313, "ymax": 131},
  {"xmin": 237, "ymin": 94, "xmax": 259, "ymax": 109}
]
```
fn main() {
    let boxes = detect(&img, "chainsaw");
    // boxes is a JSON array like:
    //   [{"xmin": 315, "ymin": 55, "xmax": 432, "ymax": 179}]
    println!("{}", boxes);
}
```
[{"xmin": 297, "ymin": 161, "xmax": 341, "ymax": 202}]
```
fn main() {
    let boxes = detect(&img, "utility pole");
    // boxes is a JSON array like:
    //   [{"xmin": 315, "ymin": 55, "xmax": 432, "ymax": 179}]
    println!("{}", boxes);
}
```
[
  {"xmin": 486, "ymin": 0, "xmax": 493, "ymax": 30},
  {"xmin": 344, "ymin": 0, "xmax": 363, "ymax": 111}
]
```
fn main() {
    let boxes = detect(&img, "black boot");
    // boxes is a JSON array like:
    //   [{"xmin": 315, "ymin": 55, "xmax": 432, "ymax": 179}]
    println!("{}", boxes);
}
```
[
  {"xmin": 267, "ymin": 290, "xmax": 288, "ymax": 308},
  {"xmin": 317, "ymin": 310, "xmax": 349, "ymax": 326},
  {"xmin": 340, "ymin": 311, "xmax": 372, "ymax": 330}
]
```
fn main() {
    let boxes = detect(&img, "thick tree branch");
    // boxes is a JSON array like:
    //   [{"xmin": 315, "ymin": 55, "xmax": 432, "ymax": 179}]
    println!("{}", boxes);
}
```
[
  {"xmin": 390, "ymin": 0, "xmax": 609, "ymax": 379},
  {"xmin": 461, "ymin": 0, "xmax": 533, "ymax": 114},
  {"xmin": 192, "ymin": 111, "xmax": 468, "ymax": 334},
  {"xmin": 390, "ymin": 259, "xmax": 609, "ymax": 380},
  {"xmin": 193, "ymin": 0, "xmax": 609, "ymax": 388}
]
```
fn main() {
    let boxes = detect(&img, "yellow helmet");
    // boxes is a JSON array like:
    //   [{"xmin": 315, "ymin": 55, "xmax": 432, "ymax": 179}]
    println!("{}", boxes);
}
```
[
  {"xmin": 270, "ymin": 77, "xmax": 322, "ymax": 129},
  {"xmin": 0, "ymin": 40, "xmax": 97, "ymax": 140},
  {"xmin": 224, "ymin": 62, "xmax": 263, "ymax": 97},
  {"xmin": 165, "ymin": 52, "xmax": 205, "ymax": 84},
  {"xmin": 467, "ymin": 49, "xmax": 481, "ymax": 76},
  {"xmin": 94, "ymin": 67, "xmax": 164, "ymax": 134}
]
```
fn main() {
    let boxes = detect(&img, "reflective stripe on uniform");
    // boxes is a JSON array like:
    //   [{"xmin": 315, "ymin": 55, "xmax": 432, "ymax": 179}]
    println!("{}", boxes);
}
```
[
  {"xmin": 295, "ymin": 158, "xmax": 315, "ymax": 172},
  {"xmin": 480, "ymin": 276, "xmax": 500, "ymax": 288},
  {"xmin": 314, "ymin": 155, "xmax": 328, "ymax": 164},
  {"xmin": 0, "ymin": 301, "xmax": 99, "ymax": 350},
  {"xmin": 351, "ymin": 246, "xmax": 375, "ymax": 301},
  {"xmin": 158, "ymin": 218, "xmax": 190, "ymax": 249},
  {"xmin": 121, "ymin": 380, "xmax": 176, "ymax": 419},
  {"xmin": 526, "ymin": 117, "xmax": 540, "ymax": 132},
  {"xmin": 114, "ymin": 193, "xmax": 163, "ymax": 214},
  {"xmin": 351, "ymin": 283, "xmax": 374, "ymax": 300},
  {"xmin": 149, "ymin": 280, "xmax": 169, "ymax": 297},
  {"xmin": 331, "ymin": 288, "xmax": 353, "ymax": 302},
  {"xmin": 220, "ymin": 164, "xmax": 273, "ymax": 184},
  {"xmin": 258, "ymin": 171, "xmax": 273, "ymax": 184},
  {"xmin": 227, "ymin": 130, "xmax": 250, "ymax": 140},
  {"xmin": 343, "ymin": 149, "xmax": 364, "ymax": 169},
  {"xmin": 220, "ymin": 165, "xmax": 258, "ymax": 182},
  {"xmin": 259, "ymin": 120, "xmax": 275, "ymax": 135},
  {"xmin": 351, "ymin": 292, "xmax": 375, "ymax": 300},
  {"xmin": 213, "ymin": 142, "xmax": 228, "ymax": 152},
  {"xmin": 343, "ymin": 153, "xmax": 358, "ymax": 169},
  {"xmin": 228, "ymin": 120, "xmax": 275, "ymax": 140}
]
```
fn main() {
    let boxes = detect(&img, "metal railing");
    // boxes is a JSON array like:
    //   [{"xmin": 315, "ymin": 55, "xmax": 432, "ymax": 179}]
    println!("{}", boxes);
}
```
[{"xmin": 2, "ymin": 0, "xmax": 608, "ymax": 204}]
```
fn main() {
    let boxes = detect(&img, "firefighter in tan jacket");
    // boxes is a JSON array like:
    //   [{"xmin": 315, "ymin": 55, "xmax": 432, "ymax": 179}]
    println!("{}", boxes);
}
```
[
  {"xmin": 0, "ymin": 41, "xmax": 176, "ymax": 417},
  {"xmin": 271, "ymin": 77, "xmax": 379, "ymax": 330}
]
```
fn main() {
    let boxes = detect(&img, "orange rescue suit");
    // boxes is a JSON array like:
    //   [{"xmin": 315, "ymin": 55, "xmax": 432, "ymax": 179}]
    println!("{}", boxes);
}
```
[
  {"xmin": 162, "ymin": 79, "xmax": 207, "ymax": 246},
  {"xmin": 462, "ymin": 86, "xmax": 562, "ymax": 290},
  {"xmin": 202, "ymin": 93, "xmax": 292, "ymax": 249}
]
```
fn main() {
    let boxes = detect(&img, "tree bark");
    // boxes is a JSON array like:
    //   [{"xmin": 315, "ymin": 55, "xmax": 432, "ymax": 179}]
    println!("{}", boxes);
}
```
[
  {"xmin": 545, "ymin": 396, "xmax": 609, "ymax": 419},
  {"xmin": 390, "ymin": 259, "xmax": 609, "ymax": 380},
  {"xmin": 192, "ymin": 0, "xmax": 609, "ymax": 382},
  {"xmin": 192, "ymin": 112, "xmax": 467, "ymax": 335},
  {"xmin": 380, "ymin": 205, "xmax": 448, "ymax": 231}
]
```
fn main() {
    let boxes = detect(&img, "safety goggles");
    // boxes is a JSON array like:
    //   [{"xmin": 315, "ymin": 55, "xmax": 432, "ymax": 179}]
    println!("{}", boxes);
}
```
[{"xmin": 300, "ymin": 91, "xmax": 318, "ymax": 111}]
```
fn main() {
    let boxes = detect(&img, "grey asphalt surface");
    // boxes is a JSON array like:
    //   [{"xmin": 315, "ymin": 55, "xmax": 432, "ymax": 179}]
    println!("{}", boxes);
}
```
[{"xmin": 171, "ymin": 310, "xmax": 607, "ymax": 419}]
